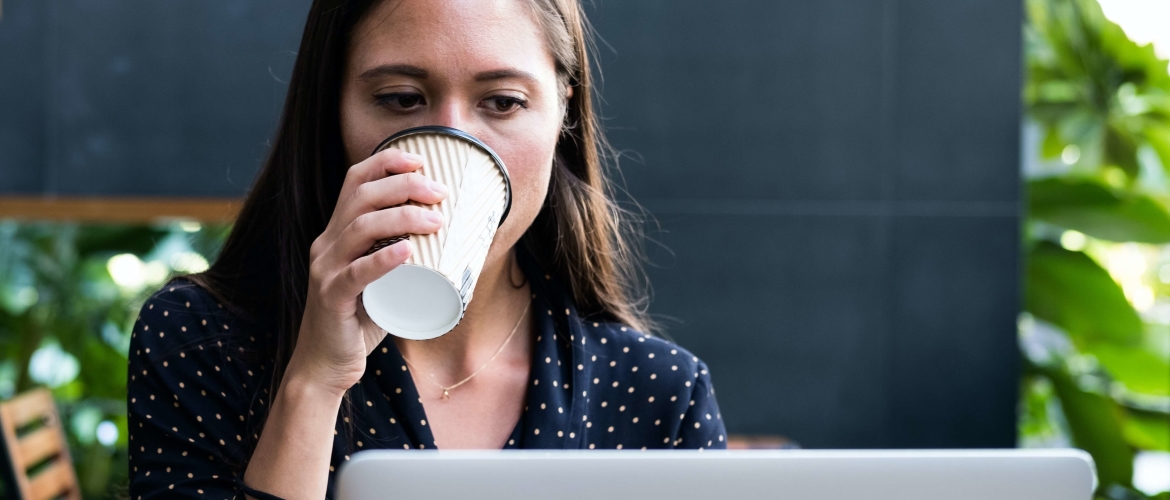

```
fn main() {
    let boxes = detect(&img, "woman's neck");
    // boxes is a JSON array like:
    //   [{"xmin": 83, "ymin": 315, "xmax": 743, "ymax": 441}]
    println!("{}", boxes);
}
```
[{"xmin": 392, "ymin": 248, "xmax": 532, "ymax": 380}]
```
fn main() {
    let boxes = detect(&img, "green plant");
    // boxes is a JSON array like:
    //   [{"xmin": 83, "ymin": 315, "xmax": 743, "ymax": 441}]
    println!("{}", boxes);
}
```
[
  {"xmin": 0, "ymin": 220, "xmax": 228, "ymax": 499},
  {"xmin": 1022, "ymin": 0, "xmax": 1170, "ymax": 498}
]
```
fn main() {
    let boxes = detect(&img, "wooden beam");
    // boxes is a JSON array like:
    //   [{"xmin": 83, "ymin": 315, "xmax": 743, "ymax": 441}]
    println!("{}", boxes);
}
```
[{"xmin": 0, "ymin": 197, "xmax": 241, "ymax": 223}]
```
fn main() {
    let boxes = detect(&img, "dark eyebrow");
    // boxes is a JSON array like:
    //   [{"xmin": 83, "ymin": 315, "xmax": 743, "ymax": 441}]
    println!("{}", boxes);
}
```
[
  {"xmin": 474, "ymin": 69, "xmax": 540, "ymax": 83},
  {"xmin": 357, "ymin": 64, "xmax": 428, "ymax": 81}
]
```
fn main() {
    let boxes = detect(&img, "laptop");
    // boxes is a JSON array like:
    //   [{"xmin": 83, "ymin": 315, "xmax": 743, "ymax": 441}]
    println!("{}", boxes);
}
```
[{"xmin": 336, "ymin": 449, "xmax": 1097, "ymax": 500}]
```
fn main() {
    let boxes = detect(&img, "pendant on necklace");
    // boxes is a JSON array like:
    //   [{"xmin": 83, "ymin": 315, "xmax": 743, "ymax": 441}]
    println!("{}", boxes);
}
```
[{"xmin": 442, "ymin": 389, "xmax": 450, "ymax": 399}]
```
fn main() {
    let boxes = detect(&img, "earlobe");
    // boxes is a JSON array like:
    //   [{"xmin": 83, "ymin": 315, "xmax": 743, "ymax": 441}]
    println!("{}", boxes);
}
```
[
  {"xmin": 560, "ymin": 86, "xmax": 576, "ymax": 135},
  {"xmin": 556, "ymin": 86, "xmax": 575, "ymax": 137}
]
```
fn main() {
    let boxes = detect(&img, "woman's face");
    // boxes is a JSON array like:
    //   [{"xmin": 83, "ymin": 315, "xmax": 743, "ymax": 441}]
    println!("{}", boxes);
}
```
[{"xmin": 340, "ymin": 0, "xmax": 566, "ymax": 269}]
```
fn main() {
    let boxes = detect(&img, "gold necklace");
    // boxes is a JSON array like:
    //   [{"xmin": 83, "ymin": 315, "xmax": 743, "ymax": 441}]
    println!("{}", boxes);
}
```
[{"xmin": 399, "ymin": 301, "xmax": 530, "ymax": 399}]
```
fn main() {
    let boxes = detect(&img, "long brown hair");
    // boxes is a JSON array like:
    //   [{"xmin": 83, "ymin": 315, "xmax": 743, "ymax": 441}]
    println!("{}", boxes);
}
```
[{"xmin": 189, "ymin": 0, "xmax": 649, "ymax": 404}]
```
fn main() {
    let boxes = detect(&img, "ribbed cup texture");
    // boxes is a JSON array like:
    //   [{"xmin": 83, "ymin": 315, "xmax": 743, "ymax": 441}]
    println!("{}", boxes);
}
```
[{"xmin": 383, "ymin": 132, "xmax": 508, "ymax": 306}]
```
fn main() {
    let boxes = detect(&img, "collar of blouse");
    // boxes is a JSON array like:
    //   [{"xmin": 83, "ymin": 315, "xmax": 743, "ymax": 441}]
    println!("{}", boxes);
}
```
[{"xmin": 336, "ymin": 246, "xmax": 600, "ymax": 454}]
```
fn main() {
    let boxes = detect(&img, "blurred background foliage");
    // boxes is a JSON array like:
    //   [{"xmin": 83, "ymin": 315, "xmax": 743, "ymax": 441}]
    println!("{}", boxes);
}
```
[
  {"xmin": 0, "ymin": 222, "xmax": 228, "ymax": 498},
  {"xmin": 1021, "ymin": 0, "xmax": 1170, "ymax": 498},
  {"xmin": 0, "ymin": 0, "xmax": 1168, "ymax": 498}
]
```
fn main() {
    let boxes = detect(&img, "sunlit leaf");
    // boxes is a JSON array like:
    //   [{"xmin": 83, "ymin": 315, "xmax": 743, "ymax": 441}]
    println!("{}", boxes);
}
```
[
  {"xmin": 1087, "ymin": 344, "xmax": 1170, "ymax": 396},
  {"xmin": 1030, "ymin": 177, "xmax": 1170, "ymax": 243},
  {"xmin": 1020, "ymin": 374, "xmax": 1067, "ymax": 444},
  {"xmin": 1148, "ymin": 126, "xmax": 1170, "ymax": 176},
  {"xmin": 1043, "ymin": 126, "xmax": 1071, "ymax": 160},
  {"xmin": 1025, "ymin": 0, "xmax": 1170, "ymax": 495},
  {"xmin": 53, "ymin": 378, "xmax": 84, "ymax": 401},
  {"xmin": 1123, "ymin": 410, "xmax": 1170, "ymax": 452},
  {"xmin": 1026, "ymin": 241, "xmax": 1143, "ymax": 347},
  {"xmin": 114, "ymin": 413, "xmax": 129, "ymax": 448}
]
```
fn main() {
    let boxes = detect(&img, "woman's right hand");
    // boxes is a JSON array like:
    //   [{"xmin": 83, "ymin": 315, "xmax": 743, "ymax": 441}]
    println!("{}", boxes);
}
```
[{"xmin": 287, "ymin": 148, "xmax": 448, "ymax": 395}]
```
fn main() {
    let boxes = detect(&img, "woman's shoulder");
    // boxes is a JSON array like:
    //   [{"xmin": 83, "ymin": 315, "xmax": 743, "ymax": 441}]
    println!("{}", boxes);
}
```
[
  {"xmin": 138, "ymin": 277, "xmax": 222, "ymax": 323},
  {"xmin": 130, "ymin": 274, "xmax": 271, "ymax": 372},
  {"xmin": 128, "ymin": 277, "xmax": 272, "ymax": 437},
  {"xmin": 131, "ymin": 277, "xmax": 270, "ymax": 363},
  {"xmin": 127, "ymin": 278, "xmax": 272, "ymax": 485},
  {"xmin": 580, "ymin": 321, "xmax": 711, "ymax": 386},
  {"xmin": 575, "ymin": 321, "xmax": 726, "ymax": 449}
]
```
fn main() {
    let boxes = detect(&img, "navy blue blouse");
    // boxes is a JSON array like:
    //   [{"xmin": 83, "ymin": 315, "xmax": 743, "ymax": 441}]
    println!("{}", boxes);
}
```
[{"xmin": 127, "ymin": 253, "xmax": 727, "ymax": 499}]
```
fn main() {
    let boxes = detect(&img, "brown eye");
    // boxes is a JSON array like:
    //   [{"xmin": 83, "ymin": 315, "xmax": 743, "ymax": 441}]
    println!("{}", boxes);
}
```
[
  {"xmin": 487, "ymin": 96, "xmax": 527, "ymax": 113},
  {"xmin": 375, "ymin": 93, "xmax": 425, "ymax": 110}
]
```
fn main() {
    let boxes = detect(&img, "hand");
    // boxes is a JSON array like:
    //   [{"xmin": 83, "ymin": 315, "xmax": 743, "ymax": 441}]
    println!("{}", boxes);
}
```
[{"xmin": 287, "ymin": 148, "xmax": 448, "ymax": 395}]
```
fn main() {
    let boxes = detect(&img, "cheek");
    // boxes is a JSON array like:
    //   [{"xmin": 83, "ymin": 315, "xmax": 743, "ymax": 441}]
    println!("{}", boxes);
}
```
[
  {"xmin": 339, "ymin": 91, "xmax": 382, "ymax": 167},
  {"xmin": 486, "ymin": 130, "xmax": 558, "ymax": 254}
]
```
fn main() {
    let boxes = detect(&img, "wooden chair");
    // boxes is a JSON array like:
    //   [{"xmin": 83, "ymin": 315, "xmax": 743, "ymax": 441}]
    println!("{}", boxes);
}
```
[{"xmin": 0, "ymin": 388, "xmax": 81, "ymax": 500}]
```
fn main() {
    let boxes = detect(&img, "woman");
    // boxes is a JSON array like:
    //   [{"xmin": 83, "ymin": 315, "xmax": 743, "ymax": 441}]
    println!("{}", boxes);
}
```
[{"xmin": 127, "ymin": 0, "xmax": 726, "ymax": 497}]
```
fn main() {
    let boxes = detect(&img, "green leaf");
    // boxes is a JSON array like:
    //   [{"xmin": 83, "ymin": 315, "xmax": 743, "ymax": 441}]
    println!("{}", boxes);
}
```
[
  {"xmin": 1030, "ymin": 177, "xmax": 1170, "ymax": 243},
  {"xmin": 75, "ymin": 336, "xmax": 128, "ymax": 400},
  {"xmin": 1147, "ymin": 126, "xmax": 1170, "ymax": 176},
  {"xmin": 1047, "ymin": 368, "xmax": 1135, "ymax": 489},
  {"xmin": 1105, "ymin": 123, "xmax": 1141, "ymax": 178},
  {"xmin": 1026, "ymin": 241, "xmax": 1144, "ymax": 347},
  {"xmin": 1087, "ymin": 344, "xmax": 1170, "ymax": 396},
  {"xmin": 1122, "ymin": 410, "xmax": 1170, "ymax": 452},
  {"xmin": 1043, "ymin": 126, "xmax": 1070, "ymax": 159}
]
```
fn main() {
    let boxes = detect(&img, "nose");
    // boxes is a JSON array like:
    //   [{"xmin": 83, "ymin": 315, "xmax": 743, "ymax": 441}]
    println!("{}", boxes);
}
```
[{"xmin": 430, "ymin": 100, "xmax": 472, "ymax": 133}]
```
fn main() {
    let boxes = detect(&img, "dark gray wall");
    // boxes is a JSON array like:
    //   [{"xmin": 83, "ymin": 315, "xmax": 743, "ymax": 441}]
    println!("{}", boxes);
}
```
[
  {"xmin": 0, "ymin": 0, "xmax": 1021, "ymax": 448},
  {"xmin": 589, "ymin": 0, "xmax": 1022, "ymax": 448},
  {"xmin": 0, "ymin": 0, "xmax": 305, "ymax": 196}
]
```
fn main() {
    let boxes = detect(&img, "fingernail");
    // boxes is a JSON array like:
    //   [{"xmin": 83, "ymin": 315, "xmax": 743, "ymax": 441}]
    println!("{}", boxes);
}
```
[
  {"xmin": 402, "ymin": 152, "xmax": 424, "ymax": 163},
  {"xmin": 428, "ymin": 179, "xmax": 448, "ymax": 195},
  {"xmin": 424, "ymin": 210, "xmax": 443, "ymax": 225},
  {"xmin": 391, "ymin": 240, "xmax": 411, "ymax": 257}
]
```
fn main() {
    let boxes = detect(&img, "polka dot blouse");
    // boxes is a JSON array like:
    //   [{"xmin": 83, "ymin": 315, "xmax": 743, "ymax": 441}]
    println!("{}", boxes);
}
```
[{"xmin": 127, "ymin": 251, "xmax": 727, "ymax": 498}]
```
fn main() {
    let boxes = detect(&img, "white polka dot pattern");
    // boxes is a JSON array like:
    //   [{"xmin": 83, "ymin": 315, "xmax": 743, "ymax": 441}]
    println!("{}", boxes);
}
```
[{"xmin": 127, "ymin": 251, "xmax": 726, "ymax": 499}]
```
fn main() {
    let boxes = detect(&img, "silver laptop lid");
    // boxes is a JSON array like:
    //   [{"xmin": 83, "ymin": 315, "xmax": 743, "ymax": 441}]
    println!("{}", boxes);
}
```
[{"xmin": 337, "ymin": 449, "xmax": 1096, "ymax": 500}]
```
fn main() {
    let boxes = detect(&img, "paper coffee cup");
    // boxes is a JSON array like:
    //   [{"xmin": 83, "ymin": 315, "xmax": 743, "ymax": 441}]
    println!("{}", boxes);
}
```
[{"xmin": 361, "ymin": 126, "xmax": 512, "ymax": 340}]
